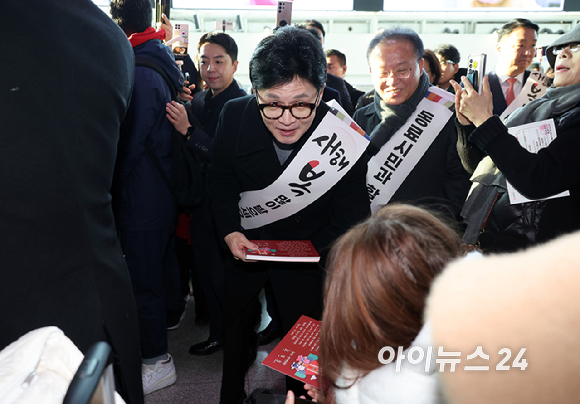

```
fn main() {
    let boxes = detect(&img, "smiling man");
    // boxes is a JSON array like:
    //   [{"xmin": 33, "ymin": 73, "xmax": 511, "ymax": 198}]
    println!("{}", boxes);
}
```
[
  {"xmin": 354, "ymin": 27, "xmax": 470, "ymax": 221},
  {"xmin": 487, "ymin": 19, "xmax": 539, "ymax": 116},
  {"xmin": 208, "ymin": 25, "xmax": 369, "ymax": 404},
  {"xmin": 164, "ymin": 31, "xmax": 247, "ymax": 359},
  {"xmin": 435, "ymin": 43, "xmax": 461, "ymax": 93}
]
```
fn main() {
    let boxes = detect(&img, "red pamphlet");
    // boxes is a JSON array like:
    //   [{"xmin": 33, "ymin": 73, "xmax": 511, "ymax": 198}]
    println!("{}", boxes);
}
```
[
  {"xmin": 261, "ymin": 315, "xmax": 323, "ymax": 389},
  {"xmin": 244, "ymin": 240, "xmax": 320, "ymax": 263}
]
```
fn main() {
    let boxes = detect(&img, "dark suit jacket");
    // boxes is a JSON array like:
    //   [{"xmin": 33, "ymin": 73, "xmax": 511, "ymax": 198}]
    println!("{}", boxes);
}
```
[
  {"xmin": 187, "ymin": 80, "xmax": 247, "ymax": 161},
  {"xmin": 327, "ymin": 73, "xmax": 355, "ymax": 116},
  {"xmin": 208, "ymin": 95, "xmax": 370, "ymax": 255},
  {"xmin": 1, "ymin": 1, "xmax": 143, "ymax": 403},
  {"xmin": 487, "ymin": 70, "xmax": 532, "ymax": 117},
  {"xmin": 322, "ymin": 85, "xmax": 341, "ymax": 106},
  {"xmin": 354, "ymin": 98, "xmax": 471, "ymax": 220},
  {"xmin": 345, "ymin": 80, "xmax": 365, "ymax": 107}
]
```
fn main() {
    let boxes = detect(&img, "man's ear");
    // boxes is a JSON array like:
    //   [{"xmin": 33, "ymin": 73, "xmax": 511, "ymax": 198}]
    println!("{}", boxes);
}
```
[
  {"xmin": 342, "ymin": 65, "xmax": 348, "ymax": 76},
  {"xmin": 418, "ymin": 58, "xmax": 425, "ymax": 72},
  {"xmin": 453, "ymin": 63, "xmax": 460, "ymax": 74},
  {"xmin": 232, "ymin": 60, "xmax": 239, "ymax": 74}
]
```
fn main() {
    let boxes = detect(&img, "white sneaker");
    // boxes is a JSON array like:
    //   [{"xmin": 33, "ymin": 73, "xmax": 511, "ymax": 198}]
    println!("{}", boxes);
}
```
[{"xmin": 142, "ymin": 354, "xmax": 177, "ymax": 395}]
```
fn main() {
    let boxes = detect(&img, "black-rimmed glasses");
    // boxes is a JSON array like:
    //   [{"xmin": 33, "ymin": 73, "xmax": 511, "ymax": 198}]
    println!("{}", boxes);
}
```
[{"xmin": 255, "ymin": 91, "xmax": 320, "ymax": 120}]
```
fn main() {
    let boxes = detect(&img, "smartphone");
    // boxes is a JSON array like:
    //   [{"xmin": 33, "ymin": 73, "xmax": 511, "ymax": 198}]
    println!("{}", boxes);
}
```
[
  {"xmin": 63, "ymin": 342, "xmax": 115, "ymax": 404},
  {"xmin": 155, "ymin": 0, "xmax": 170, "ymax": 25},
  {"xmin": 276, "ymin": 1, "xmax": 293, "ymax": 28},
  {"xmin": 294, "ymin": 398, "xmax": 315, "ymax": 404},
  {"xmin": 466, "ymin": 53, "xmax": 487, "ymax": 93},
  {"xmin": 172, "ymin": 23, "xmax": 189, "ymax": 56}
]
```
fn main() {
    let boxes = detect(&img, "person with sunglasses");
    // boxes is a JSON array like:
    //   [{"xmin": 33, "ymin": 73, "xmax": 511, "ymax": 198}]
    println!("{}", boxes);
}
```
[
  {"xmin": 452, "ymin": 22, "xmax": 580, "ymax": 254},
  {"xmin": 207, "ymin": 25, "xmax": 370, "ymax": 404},
  {"xmin": 354, "ymin": 27, "xmax": 470, "ymax": 224}
]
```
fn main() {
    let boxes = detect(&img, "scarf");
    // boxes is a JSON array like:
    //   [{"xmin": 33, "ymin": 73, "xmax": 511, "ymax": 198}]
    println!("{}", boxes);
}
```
[
  {"xmin": 462, "ymin": 82, "xmax": 580, "ymax": 244},
  {"xmin": 505, "ymin": 82, "xmax": 580, "ymax": 128},
  {"xmin": 128, "ymin": 26, "xmax": 166, "ymax": 48},
  {"xmin": 367, "ymin": 72, "xmax": 430, "ymax": 156}
]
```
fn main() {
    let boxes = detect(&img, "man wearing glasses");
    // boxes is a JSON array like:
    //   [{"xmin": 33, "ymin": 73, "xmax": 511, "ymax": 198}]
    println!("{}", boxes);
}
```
[
  {"xmin": 208, "ymin": 26, "xmax": 369, "ymax": 404},
  {"xmin": 435, "ymin": 44, "xmax": 462, "ymax": 93},
  {"xmin": 354, "ymin": 28, "xmax": 470, "ymax": 221},
  {"xmin": 487, "ymin": 19, "xmax": 540, "ymax": 117}
]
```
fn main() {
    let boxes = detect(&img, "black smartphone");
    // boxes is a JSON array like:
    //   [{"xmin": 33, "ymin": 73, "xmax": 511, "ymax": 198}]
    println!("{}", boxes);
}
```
[
  {"xmin": 294, "ymin": 398, "xmax": 315, "ymax": 404},
  {"xmin": 63, "ymin": 342, "xmax": 115, "ymax": 404},
  {"xmin": 466, "ymin": 53, "xmax": 487, "ymax": 93},
  {"xmin": 155, "ymin": 0, "xmax": 170, "ymax": 25}
]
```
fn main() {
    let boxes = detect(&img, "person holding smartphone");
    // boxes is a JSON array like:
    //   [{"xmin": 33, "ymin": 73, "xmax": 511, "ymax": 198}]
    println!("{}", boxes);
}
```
[{"xmin": 452, "ymin": 22, "xmax": 580, "ymax": 253}]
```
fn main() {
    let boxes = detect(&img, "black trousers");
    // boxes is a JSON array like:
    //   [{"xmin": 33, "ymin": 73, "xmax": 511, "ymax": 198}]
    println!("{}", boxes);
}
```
[
  {"xmin": 190, "ymin": 201, "xmax": 226, "ymax": 341},
  {"xmin": 119, "ymin": 227, "xmax": 184, "ymax": 359},
  {"xmin": 219, "ymin": 257, "xmax": 323, "ymax": 404}
]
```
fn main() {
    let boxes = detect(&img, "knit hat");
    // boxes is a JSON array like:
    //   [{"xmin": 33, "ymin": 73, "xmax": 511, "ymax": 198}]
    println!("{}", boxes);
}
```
[{"xmin": 546, "ymin": 22, "xmax": 580, "ymax": 68}]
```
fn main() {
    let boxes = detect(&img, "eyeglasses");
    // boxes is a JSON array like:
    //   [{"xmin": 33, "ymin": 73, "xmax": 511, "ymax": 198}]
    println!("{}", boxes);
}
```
[
  {"xmin": 552, "ymin": 42, "xmax": 580, "ymax": 55},
  {"xmin": 376, "ymin": 61, "xmax": 418, "ymax": 80},
  {"xmin": 255, "ymin": 91, "xmax": 320, "ymax": 120},
  {"xmin": 439, "ymin": 59, "xmax": 455, "ymax": 66}
]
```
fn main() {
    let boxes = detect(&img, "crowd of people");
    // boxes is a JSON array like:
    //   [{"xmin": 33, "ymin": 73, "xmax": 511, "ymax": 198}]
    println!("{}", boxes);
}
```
[{"xmin": 3, "ymin": 0, "xmax": 580, "ymax": 403}]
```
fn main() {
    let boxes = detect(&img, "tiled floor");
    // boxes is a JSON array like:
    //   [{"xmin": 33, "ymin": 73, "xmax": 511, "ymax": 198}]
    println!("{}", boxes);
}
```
[{"xmin": 144, "ymin": 292, "xmax": 286, "ymax": 404}]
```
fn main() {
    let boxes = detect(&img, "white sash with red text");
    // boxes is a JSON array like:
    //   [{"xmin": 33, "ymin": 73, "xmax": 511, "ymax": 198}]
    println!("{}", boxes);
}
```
[
  {"xmin": 238, "ymin": 100, "xmax": 370, "ymax": 230},
  {"xmin": 366, "ymin": 87, "xmax": 454, "ymax": 214}
]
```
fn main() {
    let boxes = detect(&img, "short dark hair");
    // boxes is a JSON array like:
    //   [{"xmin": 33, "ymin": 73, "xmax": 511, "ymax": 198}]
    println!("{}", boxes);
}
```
[
  {"xmin": 197, "ymin": 32, "xmax": 239, "ymax": 62},
  {"xmin": 249, "ymin": 25, "xmax": 327, "ymax": 91},
  {"xmin": 434, "ymin": 43, "xmax": 461, "ymax": 65},
  {"xmin": 367, "ymin": 27, "xmax": 424, "ymax": 62},
  {"xmin": 110, "ymin": 0, "xmax": 151, "ymax": 36},
  {"xmin": 306, "ymin": 27, "xmax": 323, "ymax": 43},
  {"xmin": 325, "ymin": 49, "xmax": 346, "ymax": 67},
  {"xmin": 305, "ymin": 19, "xmax": 326, "ymax": 38},
  {"xmin": 497, "ymin": 18, "xmax": 539, "ymax": 42},
  {"xmin": 423, "ymin": 49, "xmax": 442, "ymax": 85}
]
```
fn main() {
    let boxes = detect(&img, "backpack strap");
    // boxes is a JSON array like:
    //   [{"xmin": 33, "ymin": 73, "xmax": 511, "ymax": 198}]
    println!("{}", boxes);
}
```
[
  {"xmin": 134, "ymin": 56, "xmax": 178, "ymax": 100},
  {"xmin": 134, "ymin": 56, "xmax": 178, "ymax": 197}
]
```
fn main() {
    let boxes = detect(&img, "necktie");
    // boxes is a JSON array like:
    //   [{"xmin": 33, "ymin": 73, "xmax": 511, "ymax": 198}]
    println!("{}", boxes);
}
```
[{"xmin": 506, "ymin": 78, "xmax": 517, "ymax": 106}]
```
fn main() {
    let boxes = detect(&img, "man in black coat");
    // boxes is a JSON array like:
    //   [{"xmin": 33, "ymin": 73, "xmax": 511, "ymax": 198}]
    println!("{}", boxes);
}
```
[
  {"xmin": 326, "ymin": 48, "xmax": 365, "ymax": 107},
  {"xmin": 354, "ymin": 28, "xmax": 470, "ymax": 222},
  {"xmin": 208, "ymin": 26, "xmax": 370, "ymax": 404},
  {"xmin": 487, "ymin": 19, "xmax": 539, "ymax": 116},
  {"xmin": 1, "ymin": 1, "xmax": 142, "ymax": 403},
  {"xmin": 166, "ymin": 32, "xmax": 248, "ymax": 356}
]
